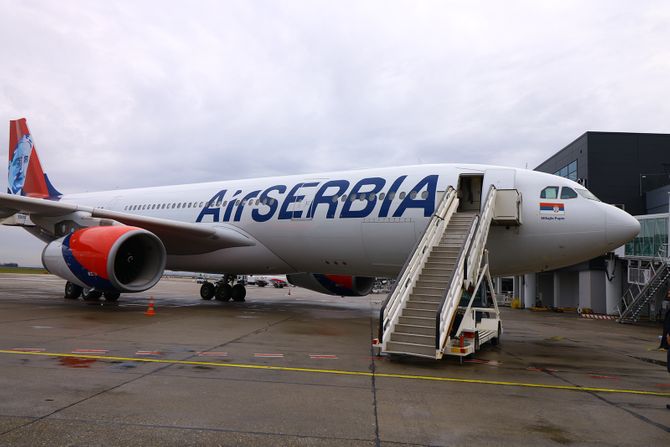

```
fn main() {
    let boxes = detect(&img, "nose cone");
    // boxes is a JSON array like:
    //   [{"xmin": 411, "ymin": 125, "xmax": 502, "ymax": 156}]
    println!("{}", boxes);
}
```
[{"xmin": 605, "ymin": 206, "xmax": 640, "ymax": 248}]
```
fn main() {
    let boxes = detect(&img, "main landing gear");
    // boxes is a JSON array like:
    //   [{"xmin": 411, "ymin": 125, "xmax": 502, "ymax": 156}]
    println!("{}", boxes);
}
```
[
  {"xmin": 200, "ymin": 275, "xmax": 246, "ymax": 302},
  {"xmin": 63, "ymin": 281, "xmax": 120, "ymax": 302}
]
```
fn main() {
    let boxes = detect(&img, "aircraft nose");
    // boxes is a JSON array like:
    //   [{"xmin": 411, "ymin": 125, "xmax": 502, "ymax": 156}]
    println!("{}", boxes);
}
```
[{"xmin": 605, "ymin": 206, "xmax": 640, "ymax": 247}]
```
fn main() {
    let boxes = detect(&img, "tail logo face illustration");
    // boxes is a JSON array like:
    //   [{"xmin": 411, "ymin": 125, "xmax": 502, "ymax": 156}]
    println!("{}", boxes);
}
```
[
  {"xmin": 8, "ymin": 133, "xmax": 33, "ymax": 195},
  {"xmin": 7, "ymin": 118, "xmax": 61, "ymax": 198}
]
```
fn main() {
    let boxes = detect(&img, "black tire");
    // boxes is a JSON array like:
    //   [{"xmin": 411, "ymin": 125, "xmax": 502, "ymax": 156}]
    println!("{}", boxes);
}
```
[
  {"xmin": 64, "ymin": 282, "xmax": 82, "ymax": 299},
  {"xmin": 82, "ymin": 289, "xmax": 102, "ymax": 301},
  {"xmin": 231, "ymin": 284, "xmax": 246, "ymax": 302},
  {"xmin": 474, "ymin": 333, "xmax": 480, "ymax": 352},
  {"xmin": 200, "ymin": 282, "xmax": 215, "ymax": 300},
  {"xmin": 491, "ymin": 322, "xmax": 502, "ymax": 346},
  {"xmin": 104, "ymin": 291, "xmax": 120, "ymax": 302},
  {"xmin": 215, "ymin": 284, "xmax": 232, "ymax": 301}
]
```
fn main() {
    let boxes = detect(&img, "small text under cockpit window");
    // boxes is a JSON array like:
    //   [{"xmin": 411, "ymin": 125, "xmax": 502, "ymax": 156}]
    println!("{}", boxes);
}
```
[
  {"xmin": 560, "ymin": 187, "xmax": 578, "ymax": 199},
  {"xmin": 540, "ymin": 186, "xmax": 559, "ymax": 199}
]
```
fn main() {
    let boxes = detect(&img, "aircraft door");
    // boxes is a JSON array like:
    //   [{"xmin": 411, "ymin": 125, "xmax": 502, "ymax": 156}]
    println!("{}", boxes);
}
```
[{"xmin": 457, "ymin": 175, "xmax": 483, "ymax": 212}]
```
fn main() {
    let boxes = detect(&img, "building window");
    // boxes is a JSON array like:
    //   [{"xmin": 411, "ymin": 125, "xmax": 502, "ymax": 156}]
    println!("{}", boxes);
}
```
[{"xmin": 554, "ymin": 160, "xmax": 578, "ymax": 181}]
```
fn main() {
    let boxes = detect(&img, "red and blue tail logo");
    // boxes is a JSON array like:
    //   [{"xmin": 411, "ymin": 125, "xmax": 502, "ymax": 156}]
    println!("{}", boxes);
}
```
[{"xmin": 8, "ymin": 118, "xmax": 61, "ymax": 198}]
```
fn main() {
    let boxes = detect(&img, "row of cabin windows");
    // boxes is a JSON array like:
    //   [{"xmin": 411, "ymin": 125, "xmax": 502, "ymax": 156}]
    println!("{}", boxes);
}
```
[
  {"xmin": 121, "ymin": 190, "xmax": 431, "ymax": 212},
  {"xmin": 540, "ymin": 186, "xmax": 578, "ymax": 200}
]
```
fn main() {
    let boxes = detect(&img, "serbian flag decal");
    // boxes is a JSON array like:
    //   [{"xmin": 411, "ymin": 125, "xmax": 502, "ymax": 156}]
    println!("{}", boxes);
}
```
[{"xmin": 540, "ymin": 202, "xmax": 565, "ymax": 215}]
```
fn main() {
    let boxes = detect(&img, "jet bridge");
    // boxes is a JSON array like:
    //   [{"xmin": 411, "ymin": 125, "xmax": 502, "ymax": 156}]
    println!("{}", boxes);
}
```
[{"xmin": 378, "ymin": 180, "xmax": 514, "ymax": 359}]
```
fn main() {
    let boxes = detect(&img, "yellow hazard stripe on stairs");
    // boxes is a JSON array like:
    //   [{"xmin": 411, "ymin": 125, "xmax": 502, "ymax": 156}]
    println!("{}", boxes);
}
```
[{"xmin": 1, "ymin": 349, "xmax": 668, "ymax": 398}]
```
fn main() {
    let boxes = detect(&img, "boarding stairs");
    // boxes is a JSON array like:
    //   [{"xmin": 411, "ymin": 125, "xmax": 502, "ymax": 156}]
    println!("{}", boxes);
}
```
[
  {"xmin": 378, "ymin": 185, "xmax": 499, "ymax": 359},
  {"xmin": 617, "ymin": 246, "xmax": 670, "ymax": 323}
]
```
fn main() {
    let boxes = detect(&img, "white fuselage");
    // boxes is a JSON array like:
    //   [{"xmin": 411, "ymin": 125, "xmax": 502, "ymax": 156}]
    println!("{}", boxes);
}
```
[{"xmin": 57, "ymin": 164, "xmax": 639, "ymax": 277}]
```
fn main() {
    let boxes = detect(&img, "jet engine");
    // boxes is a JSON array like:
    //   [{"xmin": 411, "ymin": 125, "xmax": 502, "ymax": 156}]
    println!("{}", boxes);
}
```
[
  {"xmin": 286, "ymin": 273, "xmax": 374, "ymax": 297},
  {"xmin": 42, "ymin": 226, "xmax": 166, "ymax": 292}
]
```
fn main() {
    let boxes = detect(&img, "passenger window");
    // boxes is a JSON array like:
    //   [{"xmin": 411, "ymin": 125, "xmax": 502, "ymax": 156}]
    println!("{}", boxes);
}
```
[
  {"xmin": 560, "ymin": 187, "xmax": 578, "ymax": 199},
  {"xmin": 540, "ymin": 186, "xmax": 559, "ymax": 199},
  {"xmin": 379, "ymin": 192, "xmax": 386, "ymax": 201},
  {"xmin": 399, "ymin": 192, "xmax": 406, "ymax": 199}
]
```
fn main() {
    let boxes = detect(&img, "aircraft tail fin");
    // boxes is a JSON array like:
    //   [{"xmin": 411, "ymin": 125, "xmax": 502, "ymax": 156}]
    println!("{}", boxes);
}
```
[{"xmin": 8, "ymin": 118, "xmax": 61, "ymax": 198}]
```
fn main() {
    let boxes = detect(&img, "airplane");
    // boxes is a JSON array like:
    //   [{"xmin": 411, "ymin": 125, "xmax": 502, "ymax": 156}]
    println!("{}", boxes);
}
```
[{"xmin": 0, "ymin": 118, "xmax": 640, "ymax": 304}]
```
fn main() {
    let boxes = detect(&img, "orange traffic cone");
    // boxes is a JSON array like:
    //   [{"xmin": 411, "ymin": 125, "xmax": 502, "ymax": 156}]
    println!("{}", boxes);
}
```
[{"xmin": 145, "ymin": 297, "xmax": 156, "ymax": 316}]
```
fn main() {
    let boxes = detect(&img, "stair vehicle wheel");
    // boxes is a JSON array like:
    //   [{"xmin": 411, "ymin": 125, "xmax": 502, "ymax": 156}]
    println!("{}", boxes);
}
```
[
  {"xmin": 491, "ymin": 322, "xmax": 502, "ymax": 346},
  {"xmin": 474, "ymin": 332, "xmax": 480, "ymax": 352},
  {"xmin": 215, "ymin": 284, "xmax": 232, "ymax": 301},
  {"xmin": 82, "ymin": 289, "xmax": 102, "ymax": 301},
  {"xmin": 231, "ymin": 284, "xmax": 246, "ymax": 302},
  {"xmin": 64, "ymin": 282, "xmax": 82, "ymax": 299},
  {"xmin": 200, "ymin": 282, "xmax": 215, "ymax": 300},
  {"xmin": 104, "ymin": 291, "xmax": 120, "ymax": 302}
]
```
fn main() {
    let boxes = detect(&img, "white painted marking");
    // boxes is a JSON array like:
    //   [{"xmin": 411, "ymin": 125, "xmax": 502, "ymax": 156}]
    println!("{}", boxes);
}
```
[
  {"xmin": 309, "ymin": 354, "xmax": 338, "ymax": 359},
  {"xmin": 254, "ymin": 353, "xmax": 284, "ymax": 358}
]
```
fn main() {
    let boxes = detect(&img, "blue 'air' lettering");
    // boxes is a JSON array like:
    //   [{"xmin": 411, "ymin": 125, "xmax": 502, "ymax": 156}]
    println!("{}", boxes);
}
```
[
  {"xmin": 195, "ymin": 174, "xmax": 440, "ymax": 224},
  {"xmin": 233, "ymin": 190, "xmax": 260, "ymax": 222},
  {"xmin": 196, "ymin": 189, "xmax": 227, "ymax": 223},
  {"xmin": 222, "ymin": 190, "xmax": 242, "ymax": 222}
]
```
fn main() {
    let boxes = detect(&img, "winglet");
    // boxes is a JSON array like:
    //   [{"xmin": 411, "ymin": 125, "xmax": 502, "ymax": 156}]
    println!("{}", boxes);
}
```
[{"xmin": 8, "ymin": 118, "xmax": 62, "ymax": 198}]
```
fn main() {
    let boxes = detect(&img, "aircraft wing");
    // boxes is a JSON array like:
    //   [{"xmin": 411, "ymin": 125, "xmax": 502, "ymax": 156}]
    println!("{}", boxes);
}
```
[{"xmin": 0, "ymin": 192, "xmax": 255, "ymax": 255}]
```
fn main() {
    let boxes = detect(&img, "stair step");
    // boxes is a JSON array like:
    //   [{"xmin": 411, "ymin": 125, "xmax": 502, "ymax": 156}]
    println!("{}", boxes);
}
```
[
  {"xmin": 399, "ymin": 315, "xmax": 434, "ymax": 326},
  {"xmin": 391, "ymin": 332, "xmax": 435, "ymax": 345},
  {"xmin": 412, "ymin": 286, "xmax": 445, "ymax": 296},
  {"xmin": 405, "ymin": 300, "xmax": 441, "ymax": 310},
  {"xmin": 385, "ymin": 341, "xmax": 436, "ymax": 358},
  {"xmin": 403, "ymin": 308, "xmax": 435, "ymax": 318},
  {"xmin": 415, "ymin": 280, "xmax": 449, "ymax": 289},
  {"xmin": 410, "ymin": 293, "xmax": 443, "ymax": 303},
  {"xmin": 395, "ymin": 323, "xmax": 436, "ymax": 336}
]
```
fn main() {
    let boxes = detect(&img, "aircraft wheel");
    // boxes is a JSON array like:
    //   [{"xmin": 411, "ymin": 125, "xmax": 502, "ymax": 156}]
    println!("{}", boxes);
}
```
[
  {"xmin": 215, "ymin": 284, "xmax": 232, "ymax": 301},
  {"xmin": 104, "ymin": 291, "xmax": 120, "ymax": 302},
  {"xmin": 231, "ymin": 284, "xmax": 246, "ymax": 302},
  {"xmin": 82, "ymin": 289, "xmax": 102, "ymax": 301},
  {"xmin": 200, "ymin": 282, "xmax": 215, "ymax": 300},
  {"xmin": 64, "ymin": 282, "xmax": 82, "ymax": 299}
]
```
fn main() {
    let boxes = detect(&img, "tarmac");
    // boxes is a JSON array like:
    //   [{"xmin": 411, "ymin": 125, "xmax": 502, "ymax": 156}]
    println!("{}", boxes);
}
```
[{"xmin": 0, "ymin": 273, "xmax": 668, "ymax": 446}]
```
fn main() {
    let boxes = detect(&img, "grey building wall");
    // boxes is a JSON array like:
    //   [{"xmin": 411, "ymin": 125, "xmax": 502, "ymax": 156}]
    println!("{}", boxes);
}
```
[{"xmin": 646, "ymin": 185, "xmax": 670, "ymax": 214}]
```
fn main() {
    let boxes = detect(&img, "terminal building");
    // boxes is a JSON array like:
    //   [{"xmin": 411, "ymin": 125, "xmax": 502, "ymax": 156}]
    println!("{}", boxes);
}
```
[{"xmin": 512, "ymin": 132, "xmax": 670, "ymax": 320}]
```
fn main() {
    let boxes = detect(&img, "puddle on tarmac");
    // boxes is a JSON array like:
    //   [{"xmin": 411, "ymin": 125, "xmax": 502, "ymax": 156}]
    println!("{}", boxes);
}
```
[{"xmin": 58, "ymin": 357, "xmax": 97, "ymax": 368}]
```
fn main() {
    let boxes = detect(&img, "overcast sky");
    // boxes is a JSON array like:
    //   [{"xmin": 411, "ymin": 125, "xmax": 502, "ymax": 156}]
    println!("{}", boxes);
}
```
[{"xmin": 2, "ymin": 0, "xmax": 670, "ymax": 266}]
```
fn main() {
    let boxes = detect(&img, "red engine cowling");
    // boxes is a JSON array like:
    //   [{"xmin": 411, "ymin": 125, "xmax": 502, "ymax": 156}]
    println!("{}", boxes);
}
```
[
  {"xmin": 42, "ymin": 226, "xmax": 166, "ymax": 293},
  {"xmin": 286, "ymin": 273, "xmax": 374, "ymax": 297}
]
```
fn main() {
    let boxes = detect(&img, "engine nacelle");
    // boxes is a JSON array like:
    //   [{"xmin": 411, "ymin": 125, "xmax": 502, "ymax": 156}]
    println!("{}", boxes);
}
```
[
  {"xmin": 286, "ymin": 273, "xmax": 374, "ymax": 297},
  {"xmin": 42, "ymin": 226, "xmax": 166, "ymax": 293}
]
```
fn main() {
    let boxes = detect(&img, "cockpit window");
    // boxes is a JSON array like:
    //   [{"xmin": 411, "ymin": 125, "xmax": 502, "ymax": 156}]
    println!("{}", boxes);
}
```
[
  {"xmin": 540, "ymin": 186, "xmax": 559, "ymax": 199},
  {"xmin": 575, "ymin": 188, "xmax": 601, "ymax": 202},
  {"xmin": 560, "ymin": 187, "xmax": 578, "ymax": 199}
]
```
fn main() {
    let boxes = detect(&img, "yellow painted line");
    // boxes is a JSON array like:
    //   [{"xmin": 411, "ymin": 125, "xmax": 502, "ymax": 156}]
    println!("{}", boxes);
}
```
[{"xmin": 1, "ymin": 349, "xmax": 669, "ymax": 398}]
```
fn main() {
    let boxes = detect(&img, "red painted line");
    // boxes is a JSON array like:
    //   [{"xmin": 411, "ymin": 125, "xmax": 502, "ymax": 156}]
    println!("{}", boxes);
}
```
[
  {"xmin": 197, "ymin": 351, "xmax": 228, "ymax": 357},
  {"xmin": 309, "ymin": 354, "xmax": 338, "ymax": 359},
  {"xmin": 72, "ymin": 349, "xmax": 109, "ymax": 354},
  {"xmin": 254, "ymin": 353, "xmax": 284, "ymax": 358},
  {"xmin": 10, "ymin": 347, "xmax": 45, "ymax": 352},
  {"xmin": 655, "ymin": 383, "xmax": 670, "ymax": 388},
  {"xmin": 135, "ymin": 351, "xmax": 162, "ymax": 356}
]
